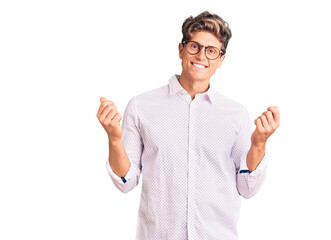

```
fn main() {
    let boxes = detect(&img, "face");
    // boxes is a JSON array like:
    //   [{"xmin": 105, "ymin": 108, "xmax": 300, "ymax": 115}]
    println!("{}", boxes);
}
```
[{"xmin": 179, "ymin": 31, "xmax": 226, "ymax": 83}]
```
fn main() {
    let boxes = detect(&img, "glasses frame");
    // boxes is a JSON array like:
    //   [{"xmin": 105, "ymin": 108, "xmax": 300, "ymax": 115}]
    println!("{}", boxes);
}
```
[{"xmin": 182, "ymin": 40, "xmax": 224, "ymax": 60}]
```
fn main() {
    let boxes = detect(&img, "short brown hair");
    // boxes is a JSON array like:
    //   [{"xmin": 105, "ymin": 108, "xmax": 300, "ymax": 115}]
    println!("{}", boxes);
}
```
[{"xmin": 181, "ymin": 11, "xmax": 232, "ymax": 55}]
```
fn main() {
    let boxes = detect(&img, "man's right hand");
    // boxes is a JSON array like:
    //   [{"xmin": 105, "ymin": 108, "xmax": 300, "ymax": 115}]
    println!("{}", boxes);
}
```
[{"xmin": 96, "ymin": 97, "xmax": 123, "ymax": 141}]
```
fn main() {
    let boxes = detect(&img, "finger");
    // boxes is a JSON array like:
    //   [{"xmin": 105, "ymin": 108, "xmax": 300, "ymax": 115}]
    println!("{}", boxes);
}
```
[
  {"xmin": 113, "ymin": 112, "xmax": 122, "ymax": 122},
  {"xmin": 96, "ymin": 103, "xmax": 105, "ymax": 118},
  {"xmin": 263, "ymin": 111, "xmax": 275, "ymax": 126},
  {"xmin": 108, "ymin": 112, "xmax": 122, "ymax": 124},
  {"xmin": 260, "ymin": 115, "xmax": 271, "ymax": 131},
  {"xmin": 255, "ymin": 118, "xmax": 264, "ymax": 132},
  {"xmin": 267, "ymin": 106, "xmax": 280, "ymax": 125},
  {"xmin": 100, "ymin": 97, "xmax": 107, "ymax": 103},
  {"xmin": 100, "ymin": 105, "xmax": 116, "ymax": 121},
  {"xmin": 97, "ymin": 100, "xmax": 115, "ymax": 118},
  {"xmin": 105, "ymin": 108, "xmax": 118, "ymax": 122},
  {"xmin": 100, "ymin": 97, "xmax": 114, "ymax": 104}
]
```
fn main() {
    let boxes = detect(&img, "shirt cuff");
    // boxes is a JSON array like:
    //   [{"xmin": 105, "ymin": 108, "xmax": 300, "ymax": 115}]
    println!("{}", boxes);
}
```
[
  {"xmin": 239, "ymin": 150, "xmax": 269, "ymax": 176},
  {"xmin": 105, "ymin": 158, "xmax": 134, "ymax": 184}
]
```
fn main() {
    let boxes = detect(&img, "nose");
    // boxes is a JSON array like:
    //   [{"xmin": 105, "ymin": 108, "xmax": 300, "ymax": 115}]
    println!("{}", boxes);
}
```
[{"xmin": 196, "ymin": 46, "xmax": 207, "ymax": 60}]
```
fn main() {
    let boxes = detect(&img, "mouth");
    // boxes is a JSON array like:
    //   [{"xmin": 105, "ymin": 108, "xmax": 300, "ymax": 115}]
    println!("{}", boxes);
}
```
[{"xmin": 191, "ymin": 62, "xmax": 208, "ymax": 69}]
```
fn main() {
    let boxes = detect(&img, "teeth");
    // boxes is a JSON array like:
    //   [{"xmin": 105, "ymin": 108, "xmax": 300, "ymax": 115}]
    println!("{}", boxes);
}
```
[{"xmin": 193, "ymin": 63, "xmax": 206, "ymax": 69}]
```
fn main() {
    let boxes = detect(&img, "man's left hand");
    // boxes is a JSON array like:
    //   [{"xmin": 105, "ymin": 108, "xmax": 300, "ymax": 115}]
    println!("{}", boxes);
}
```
[{"xmin": 251, "ymin": 106, "xmax": 280, "ymax": 147}]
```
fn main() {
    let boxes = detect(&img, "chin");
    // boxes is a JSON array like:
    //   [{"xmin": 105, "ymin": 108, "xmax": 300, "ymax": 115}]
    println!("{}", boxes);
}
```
[{"xmin": 189, "ymin": 72, "xmax": 211, "ymax": 82}]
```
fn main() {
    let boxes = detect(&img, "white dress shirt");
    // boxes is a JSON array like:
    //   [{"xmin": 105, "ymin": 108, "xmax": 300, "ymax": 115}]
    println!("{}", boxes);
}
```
[{"xmin": 106, "ymin": 74, "xmax": 268, "ymax": 240}]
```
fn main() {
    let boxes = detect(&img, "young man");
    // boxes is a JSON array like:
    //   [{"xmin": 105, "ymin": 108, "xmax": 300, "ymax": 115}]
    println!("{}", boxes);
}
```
[{"xmin": 97, "ymin": 11, "xmax": 280, "ymax": 240}]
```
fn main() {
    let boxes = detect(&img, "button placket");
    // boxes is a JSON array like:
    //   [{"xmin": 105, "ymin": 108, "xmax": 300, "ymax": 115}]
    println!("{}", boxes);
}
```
[{"xmin": 187, "ymin": 100, "xmax": 197, "ymax": 239}]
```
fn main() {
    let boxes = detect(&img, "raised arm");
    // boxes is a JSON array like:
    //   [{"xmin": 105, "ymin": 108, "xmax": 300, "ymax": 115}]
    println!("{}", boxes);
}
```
[
  {"xmin": 233, "ymin": 106, "xmax": 279, "ymax": 199},
  {"xmin": 97, "ymin": 96, "xmax": 143, "ymax": 193}
]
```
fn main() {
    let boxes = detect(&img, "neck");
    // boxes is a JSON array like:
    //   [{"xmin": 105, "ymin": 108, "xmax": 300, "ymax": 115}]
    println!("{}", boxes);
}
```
[{"xmin": 178, "ymin": 73, "xmax": 210, "ymax": 100}]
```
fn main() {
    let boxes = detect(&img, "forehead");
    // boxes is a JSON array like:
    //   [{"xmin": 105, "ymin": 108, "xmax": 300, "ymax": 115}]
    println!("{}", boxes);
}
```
[{"xmin": 190, "ymin": 31, "xmax": 222, "ymax": 49}]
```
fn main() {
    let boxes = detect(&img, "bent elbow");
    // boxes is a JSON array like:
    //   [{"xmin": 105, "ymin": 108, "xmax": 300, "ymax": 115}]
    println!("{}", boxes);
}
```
[
  {"xmin": 113, "ymin": 178, "xmax": 139, "ymax": 194},
  {"xmin": 119, "ymin": 186, "xmax": 133, "ymax": 194},
  {"xmin": 239, "ymin": 189, "xmax": 257, "ymax": 199}
]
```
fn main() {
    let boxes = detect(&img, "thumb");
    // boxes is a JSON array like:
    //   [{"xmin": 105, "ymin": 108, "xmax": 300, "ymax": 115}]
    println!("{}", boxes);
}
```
[{"xmin": 100, "ymin": 97, "xmax": 107, "ymax": 103}]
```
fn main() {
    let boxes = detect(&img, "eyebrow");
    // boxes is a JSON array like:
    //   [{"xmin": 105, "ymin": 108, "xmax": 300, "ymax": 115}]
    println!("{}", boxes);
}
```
[{"xmin": 190, "ymin": 40, "xmax": 222, "ymax": 50}]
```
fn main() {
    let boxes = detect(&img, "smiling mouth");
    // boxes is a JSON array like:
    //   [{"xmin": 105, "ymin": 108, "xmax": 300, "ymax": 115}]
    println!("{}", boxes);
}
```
[{"xmin": 191, "ymin": 62, "xmax": 208, "ymax": 69}]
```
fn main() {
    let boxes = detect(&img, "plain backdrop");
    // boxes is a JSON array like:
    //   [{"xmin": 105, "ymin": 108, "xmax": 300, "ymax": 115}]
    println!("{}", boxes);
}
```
[{"xmin": 1, "ymin": 0, "xmax": 330, "ymax": 239}]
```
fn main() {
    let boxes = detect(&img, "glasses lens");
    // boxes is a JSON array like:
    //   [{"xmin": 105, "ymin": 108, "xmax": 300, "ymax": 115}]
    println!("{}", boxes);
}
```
[
  {"xmin": 185, "ymin": 41, "xmax": 222, "ymax": 59},
  {"xmin": 206, "ymin": 47, "xmax": 220, "ymax": 60},
  {"xmin": 186, "ymin": 42, "xmax": 200, "ymax": 54}
]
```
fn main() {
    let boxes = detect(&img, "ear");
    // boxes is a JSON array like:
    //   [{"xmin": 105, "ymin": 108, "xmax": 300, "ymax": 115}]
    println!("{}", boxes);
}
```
[
  {"xmin": 216, "ymin": 54, "xmax": 226, "ymax": 69},
  {"xmin": 179, "ymin": 43, "xmax": 184, "ymax": 59}
]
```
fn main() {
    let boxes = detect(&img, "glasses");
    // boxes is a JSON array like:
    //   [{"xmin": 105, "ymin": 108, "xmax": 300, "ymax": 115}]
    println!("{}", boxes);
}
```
[{"xmin": 182, "ymin": 40, "xmax": 223, "ymax": 60}]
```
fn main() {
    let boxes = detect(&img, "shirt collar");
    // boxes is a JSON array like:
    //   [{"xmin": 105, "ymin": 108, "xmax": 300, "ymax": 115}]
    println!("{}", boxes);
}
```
[{"xmin": 168, "ymin": 74, "xmax": 217, "ymax": 104}]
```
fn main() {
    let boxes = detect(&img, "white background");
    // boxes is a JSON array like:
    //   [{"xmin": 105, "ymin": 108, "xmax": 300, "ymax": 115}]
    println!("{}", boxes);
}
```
[{"xmin": 1, "ymin": 0, "xmax": 330, "ymax": 239}]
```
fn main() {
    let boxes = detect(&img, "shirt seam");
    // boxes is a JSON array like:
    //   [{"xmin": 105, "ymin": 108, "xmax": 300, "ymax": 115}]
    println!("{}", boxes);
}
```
[
  {"xmin": 231, "ymin": 105, "xmax": 247, "ymax": 172},
  {"xmin": 132, "ymin": 96, "xmax": 142, "ymax": 136},
  {"xmin": 235, "ymin": 105, "xmax": 246, "ymax": 141}
]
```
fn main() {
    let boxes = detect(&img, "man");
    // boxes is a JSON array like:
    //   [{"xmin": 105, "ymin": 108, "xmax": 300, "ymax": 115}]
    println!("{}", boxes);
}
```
[{"xmin": 97, "ymin": 11, "xmax": 280, "ymax": 240}]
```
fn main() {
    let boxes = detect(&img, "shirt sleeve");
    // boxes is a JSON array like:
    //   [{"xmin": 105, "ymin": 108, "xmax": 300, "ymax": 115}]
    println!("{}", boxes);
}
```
[
  {"xmin": 232, "ymin": 105, "xmax": 269, "ymax": 199},
  {"xmin": 105, "ymin": 96, "xmax": 143, "ymax": 194}
]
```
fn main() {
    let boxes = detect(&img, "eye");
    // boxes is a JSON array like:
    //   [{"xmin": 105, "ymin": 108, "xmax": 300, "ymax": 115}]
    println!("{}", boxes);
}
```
[
  {"xmin": 208, "ymin": 48, "xmax": 218, "ymax": 54},
  {"xmin": 190, "ymin": 43, "xmax": 199, "ymax": 49}
]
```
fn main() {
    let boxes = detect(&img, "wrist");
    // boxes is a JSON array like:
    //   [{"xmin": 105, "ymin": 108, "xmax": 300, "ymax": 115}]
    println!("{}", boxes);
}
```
[
  {"xmin": 108, "ymin": 136, "xmax": 122, "ymax": 144},
  {"xmin": 251, "ymin": 141, "xmax": 266, "ymax": 150}
]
